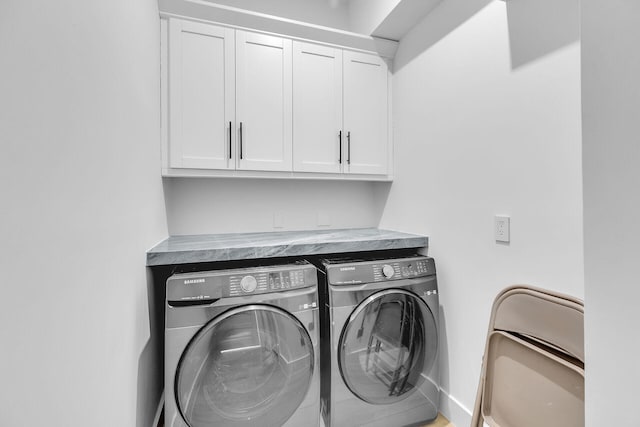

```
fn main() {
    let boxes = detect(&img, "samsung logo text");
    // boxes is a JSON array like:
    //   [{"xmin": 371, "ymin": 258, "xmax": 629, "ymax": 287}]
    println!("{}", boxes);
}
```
[{"xmin": 184, "ymin": 279, "xmax": 206, "ymax": 285}]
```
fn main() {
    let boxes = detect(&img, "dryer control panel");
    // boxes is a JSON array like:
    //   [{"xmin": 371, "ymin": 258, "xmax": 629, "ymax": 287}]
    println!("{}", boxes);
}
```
[
  {"xmin": 324, "ymin": 256, "xmax": 435, "ymax": 286},
  {"xmin": 228, "ymin": 269, "xmax": 309, "ymax": 297},
  {"xmin": 167, "ymin": 261, "xmax": 317, "ymax": 305}
]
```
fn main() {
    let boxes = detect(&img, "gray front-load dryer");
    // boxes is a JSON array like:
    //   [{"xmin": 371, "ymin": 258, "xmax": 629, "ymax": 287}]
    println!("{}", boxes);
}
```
[
  {"xmin": 165, "ymin": 260, "xmax": 320, "ymax": 427},
  {"xmin": 317, "ymin": 254, "xmax": 440, "ymax": 427}
]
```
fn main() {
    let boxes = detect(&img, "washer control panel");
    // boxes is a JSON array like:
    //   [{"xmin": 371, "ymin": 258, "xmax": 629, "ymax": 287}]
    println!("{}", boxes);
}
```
[
  {"xmin": 228, "ymin": 269, "xmax": 309, "ymax": 296},
  {"xmin": 325, "ymin": 256, "xmax": 435, "ymax": 285},
  {"xmin": 167, "ymin": 260, "xmax": 317, "ymax": 304}
]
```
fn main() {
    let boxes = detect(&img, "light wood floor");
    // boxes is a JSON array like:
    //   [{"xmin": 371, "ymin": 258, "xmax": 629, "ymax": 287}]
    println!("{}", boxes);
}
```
[{"xmin": 422, "ymin": 413, "xmax": 454, "ymax": 427}]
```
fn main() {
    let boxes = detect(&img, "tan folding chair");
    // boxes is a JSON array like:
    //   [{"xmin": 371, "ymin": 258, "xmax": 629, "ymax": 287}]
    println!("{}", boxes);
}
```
[{"xmin": 471, "ymin": 285, "xmax": 584, "ymax": 427}]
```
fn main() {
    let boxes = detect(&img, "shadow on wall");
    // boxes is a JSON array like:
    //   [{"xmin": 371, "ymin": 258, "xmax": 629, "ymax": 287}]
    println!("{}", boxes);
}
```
[
  {"xmin": 394, "ymin": 0, "xmax": 579, "ymax": 72},
  {"xmin": 137, "ymin": 267, "xmax": 172, "ymax": 427},
  {"xmin": 393, "ymin": 0, "xmax": 493, "ymax": 72},
  {"xmin": 505, "ymin": 0, "xmax": 579, "ymax": 69}
]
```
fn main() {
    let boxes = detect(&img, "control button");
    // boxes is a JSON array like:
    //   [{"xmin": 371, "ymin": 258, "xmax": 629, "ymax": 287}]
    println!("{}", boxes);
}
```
[
  {"xmin": 240, "ymin": 275, "xmax": 258, "ymax": 293},
  {"xmin": 382, "ymin": 264, "xmax": 395, "ymax": 278}
]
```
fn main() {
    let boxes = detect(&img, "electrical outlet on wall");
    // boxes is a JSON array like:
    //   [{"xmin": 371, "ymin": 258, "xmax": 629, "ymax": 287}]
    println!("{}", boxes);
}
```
[
  {"xmin": 317, "ymin": 211, "xmax": 331, "ymax": 227},
  {"xmin": 273, "ymin": 212, "xmax": 284, "ymax": 229},
  {"xmin": 495, "ymin": 215, "xmax": 510, "ymax": 243}
]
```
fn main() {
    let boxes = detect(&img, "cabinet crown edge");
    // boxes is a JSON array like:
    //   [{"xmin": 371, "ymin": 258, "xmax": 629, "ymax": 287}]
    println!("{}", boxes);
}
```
[{"xmin": 158, "ymin": 0, "xmax": 398, "ymax": 59}]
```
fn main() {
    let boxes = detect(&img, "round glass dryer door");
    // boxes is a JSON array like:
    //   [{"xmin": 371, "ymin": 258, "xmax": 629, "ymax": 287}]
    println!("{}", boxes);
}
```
[
  {"xmin": 175, "ymin": 304, "xmax": 314, "ymax": 427},
  {"xmin": 339, "ymin": 289, "xmax": 437, "ymax": 405}
]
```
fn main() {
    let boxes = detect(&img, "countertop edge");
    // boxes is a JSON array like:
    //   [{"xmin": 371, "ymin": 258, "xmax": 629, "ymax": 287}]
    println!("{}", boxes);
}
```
[{"xmin": 146, "ymin": 229, "xmax": 428, "ymax": 267}]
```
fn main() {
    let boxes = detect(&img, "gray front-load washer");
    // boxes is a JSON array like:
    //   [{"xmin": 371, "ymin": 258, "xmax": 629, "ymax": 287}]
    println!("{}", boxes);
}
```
[
  {"xmin": 317, "ymin": 254, "xmax": 440, "ymax": 427},
  {"xmin": 165, "ymin": 260, "xmax": 320, "ymax": 427}
]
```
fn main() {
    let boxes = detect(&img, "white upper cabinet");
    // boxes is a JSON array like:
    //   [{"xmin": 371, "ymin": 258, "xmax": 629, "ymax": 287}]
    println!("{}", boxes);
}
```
[
  {"xmin": 169, "ymin": 19, "xmax": 235, "ymax": 169},
  {"xmin": 343, "ymin": 51, "xmax": 389, "ymax": 175},
  {"xmin": 236, "ymin": 31, "xmax": 292, "ymax": 172},
  {"xmin": 162, "ymin": 17, "xmax": 392, "ymax": 180},
  {"xmin": 292, "ymin": 42, "xmax": 343, "ymax": 174}
]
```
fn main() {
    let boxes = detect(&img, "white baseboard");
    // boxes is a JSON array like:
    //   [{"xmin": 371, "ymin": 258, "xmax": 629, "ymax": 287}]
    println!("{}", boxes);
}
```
[
  {"xmin": 439, "ymin": 389, "xmax": 472, "ymax": 427},
  {"xmin": 152, "ymin": 392, "xmax": 164, "ymax": 427}
]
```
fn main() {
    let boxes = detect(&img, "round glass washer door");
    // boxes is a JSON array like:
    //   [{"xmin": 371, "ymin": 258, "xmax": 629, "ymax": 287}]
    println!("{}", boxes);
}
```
[
  {"xmin": 339, "ymin": 289, "xmax": 437, "ymax": 405},
  {"xmin": 175, "ymin": 304, "xmax": 314, "ymax": 427}
]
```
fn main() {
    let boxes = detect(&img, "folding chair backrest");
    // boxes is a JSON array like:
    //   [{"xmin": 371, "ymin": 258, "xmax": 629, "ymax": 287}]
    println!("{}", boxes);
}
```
[
  {"xmin": 471, "ymin": 285, "xmax": 584, "ymax": 427},
  {"xmin": 492, "ymin": 287, "xmax": 584, "ymax": 362}
]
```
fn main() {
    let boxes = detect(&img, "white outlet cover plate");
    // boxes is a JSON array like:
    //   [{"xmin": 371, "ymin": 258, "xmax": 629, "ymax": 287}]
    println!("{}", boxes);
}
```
[
  {"xmin": 273, "ymin": 212, "xmax": 284, "ymax": 228},
  {"xmin": 317, "ymin": 211, "xmax": 331, "ymax": 227},
  {"xmin": 495, "ymin": 215, "xmax": 510, "ymax": 242}
]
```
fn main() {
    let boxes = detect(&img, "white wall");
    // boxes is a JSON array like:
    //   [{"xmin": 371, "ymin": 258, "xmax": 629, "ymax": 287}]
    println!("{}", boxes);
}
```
[
  {"xmin": 582, "ymin": 1, "xmax": 640, "ymax": 425},
  {"xmin": 204, "ymin": 0, "xmax": 350, "ymax": 30},
  {"xmin": 377, "ymin": 1, "xmax": 583, "ymax": 424},
  {"xmin": 348, "ymin": 0, "xmax": 400, "ymax": 35},
  {"xmin": 164, "ymin": 178, "xmax": 387, "ymax": 235},
  {"xmin": 0, "ymin": 1, "xmax": 167, "ymax": 426}
]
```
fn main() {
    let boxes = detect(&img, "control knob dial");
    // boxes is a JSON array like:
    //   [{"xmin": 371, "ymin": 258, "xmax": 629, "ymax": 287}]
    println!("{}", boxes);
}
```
[
  {"xmin": 240, "ymin": 275, "xmax": 258, "ymax": 293},
  {"xmin": 382, "ymin": 264, "xmax": 395, "ymax": 278}
]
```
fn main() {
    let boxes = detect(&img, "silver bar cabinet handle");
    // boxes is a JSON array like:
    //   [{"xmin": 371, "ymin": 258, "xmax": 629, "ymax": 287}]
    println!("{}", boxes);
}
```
[
  {"xmin": 239, "ymin": 122, "xmax": 243, "ymax": 160},
  {"xmin": 347, "ymin": 131, "xmax": 351, "ymax": 165}
]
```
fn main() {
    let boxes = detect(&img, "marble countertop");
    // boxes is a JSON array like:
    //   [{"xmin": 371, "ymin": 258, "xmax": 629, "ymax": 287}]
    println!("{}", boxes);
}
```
[{"xmin": 146, "ymin": 228, "xmax": 428, "ymax": 266}]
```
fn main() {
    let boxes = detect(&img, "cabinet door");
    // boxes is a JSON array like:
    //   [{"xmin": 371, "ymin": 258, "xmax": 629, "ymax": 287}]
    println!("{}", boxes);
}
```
[
  {"xmin": 236, "ymin": 31, "xmax": 292, "ymax": 171},
  {"xmin": 292, "ymin": 42, "xmax": 343, "ymax": 173},
  {"xmin": 343, "ymin": 51, "xmax": 389, "ymax": 175},
  {"xmin": 169, "ymin": 19, "xmax": 235, "ymax": 169}
]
